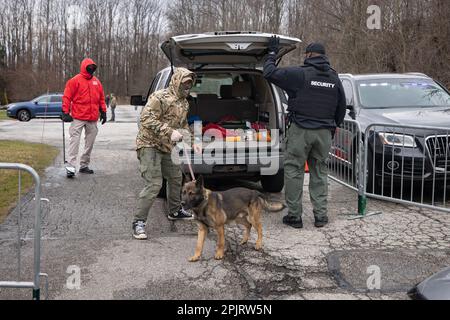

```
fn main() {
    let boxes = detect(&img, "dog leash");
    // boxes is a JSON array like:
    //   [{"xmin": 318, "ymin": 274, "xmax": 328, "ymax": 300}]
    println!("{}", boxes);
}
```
[{"xmin": 182, "ymin": 143, "xmax": 196, "ymax": 182}]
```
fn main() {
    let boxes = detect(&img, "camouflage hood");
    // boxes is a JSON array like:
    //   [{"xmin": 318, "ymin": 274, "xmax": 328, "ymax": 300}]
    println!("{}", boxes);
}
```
[
  {"xmin": 136, "ymin": 68, "xmax": 195, "ymax": 153},
  {"xmin": 168, "ymin": 67, "xmax": 196, "ymax": 99}
]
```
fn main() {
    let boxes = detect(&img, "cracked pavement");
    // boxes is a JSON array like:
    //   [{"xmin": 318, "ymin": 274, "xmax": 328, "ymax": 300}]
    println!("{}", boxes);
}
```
[{"xmin": 1, "ymin": 106, "xmax": 449, "ymax": 300}]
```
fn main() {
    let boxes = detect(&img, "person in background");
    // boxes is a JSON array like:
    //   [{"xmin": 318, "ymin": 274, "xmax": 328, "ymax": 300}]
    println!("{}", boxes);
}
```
[
  {"xmin": 105, "ymin": 94, "xmax": 110, "ymax": 109},
  {"xmin": 109, "ymin": 93, "xmax": 117, "ymax": 122}
]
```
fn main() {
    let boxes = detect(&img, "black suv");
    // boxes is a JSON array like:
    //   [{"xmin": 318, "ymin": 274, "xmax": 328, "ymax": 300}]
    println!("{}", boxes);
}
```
[{"xmin": 335, "ymin": 73, "xmax": 450, "ymax": 192}]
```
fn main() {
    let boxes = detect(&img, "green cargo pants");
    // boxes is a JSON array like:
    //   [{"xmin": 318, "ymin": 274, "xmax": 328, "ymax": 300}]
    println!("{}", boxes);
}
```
[
  {"xmin": 284, "ymin": 123, "xmax": 332, "ymax": 221},
  {"xmin": 134, "ymin": 147, "xmax": 183, "ymax": 222}
]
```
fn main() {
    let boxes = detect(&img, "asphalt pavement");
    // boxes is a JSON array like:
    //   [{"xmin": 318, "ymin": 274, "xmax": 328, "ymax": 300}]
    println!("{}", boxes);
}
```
[{"xmin": 0, "ymin": 106, "xmax": 449, "ymax": 300}]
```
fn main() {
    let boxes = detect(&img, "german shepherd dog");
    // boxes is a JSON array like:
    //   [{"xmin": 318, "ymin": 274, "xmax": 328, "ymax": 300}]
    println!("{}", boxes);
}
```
[{"xmin": 182, "ymin": 176, "xmax": 285, "ymax": 262}]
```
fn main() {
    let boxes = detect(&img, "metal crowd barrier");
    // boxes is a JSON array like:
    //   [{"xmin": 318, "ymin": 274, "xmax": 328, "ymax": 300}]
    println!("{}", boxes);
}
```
[
  {"xmin": 328, "ymin": 119, "xmax": 369, "ymax": 216},
  {"xmin": 328, "ymin": 119, "xmax": 363, "ymax": 191},
  {"xmin": 328, "ymin": 120, "xmax": 450, "ymax": 216},
  {"xmin": 0, "ymin": 163, "xmax": 48, "ymax": 300},
  {"xmin": 363, "ymin": 124, "xmax": 450, "ymax": 213}
]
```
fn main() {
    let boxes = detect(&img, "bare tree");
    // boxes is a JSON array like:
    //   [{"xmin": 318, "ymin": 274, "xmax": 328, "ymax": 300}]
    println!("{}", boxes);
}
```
[{"xmin": 0, "ymin": 0, "xmax": 448, "ymax": 104}]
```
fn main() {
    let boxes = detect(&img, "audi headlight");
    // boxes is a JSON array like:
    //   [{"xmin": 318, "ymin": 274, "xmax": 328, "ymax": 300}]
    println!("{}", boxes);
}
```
[{"xmin": 379, "ymin": 132, "xmax": 417, "ymax": 148}]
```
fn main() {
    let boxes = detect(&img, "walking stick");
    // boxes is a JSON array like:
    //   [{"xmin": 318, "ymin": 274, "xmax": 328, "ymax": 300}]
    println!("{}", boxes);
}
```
[
  {"xmin": 62, "ymin": 119, "xmax": 75, "ymax": 178},
  {"xmin": 62, "ymin": 119, "xmax": 66, "ymax": 164}
]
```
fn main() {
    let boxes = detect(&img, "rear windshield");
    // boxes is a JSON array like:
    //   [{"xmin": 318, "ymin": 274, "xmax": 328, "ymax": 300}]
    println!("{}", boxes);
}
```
[
  {"xmin": 356, "ymin": 79, "xmax": 450, "ymax": 108},
  {"xmin": 191, "ymin": 73, "xmax": 247, "ymax": 98}
]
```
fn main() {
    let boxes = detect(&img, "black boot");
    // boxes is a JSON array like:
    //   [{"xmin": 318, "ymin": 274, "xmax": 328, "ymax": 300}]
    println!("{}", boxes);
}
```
[
  {"xmin": 314, "ymin": 217, "xmax": 329, "ymax": 228},
  {"xmin": 282, "ymin": 215, "xmax": 303, "ymax": 229},
  {"xmin": 79, "ymin": 167, "xmax": 94, "ymax": 174}
]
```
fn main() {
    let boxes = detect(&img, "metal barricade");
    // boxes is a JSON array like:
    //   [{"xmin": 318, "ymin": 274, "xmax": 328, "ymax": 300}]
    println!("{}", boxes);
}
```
[
  {"xmin": 0, "ymin": 163, "xmax": 48, "ymax": 300},
  {"xmin": 363, "ymin": 124, "xmax": 450, "ymax": 213},
  {"xmin": 328, "ymin": 119, "xmax": 373, "ymax": 216},
  {"xmin": 328, "ymin": 119, "xmax": 363, "ymax": 191}
]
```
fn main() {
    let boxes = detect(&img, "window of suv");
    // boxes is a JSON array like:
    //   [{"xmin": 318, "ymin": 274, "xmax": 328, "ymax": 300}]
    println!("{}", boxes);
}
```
[
  {"xmin": 35, "ymin": 96, "xmax": 50, "ymax": 104},
  {"xmin": 50, "ymin": 95, "xmax": 62, "ymax": 103},
  {"xmin": 150, "ymin": 72, "xmax": 162, "ymax": 94},
  {"xmin": 190, "ymin": 74, "xmax": 234, "ymax": 97},
  {"xmin": 357, "ymin": 79, "xmax": 450, "ymax": 108},
  {"xmin": 341, "ymin": 79, "xmax": 354, "ymax": 106}
]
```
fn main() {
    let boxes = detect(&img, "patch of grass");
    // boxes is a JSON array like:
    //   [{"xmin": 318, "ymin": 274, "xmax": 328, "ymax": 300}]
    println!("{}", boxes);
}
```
[
  {"xmin": 0, "ymin": 140, "xmax": 59, "ymax": 223},
  {"xmin": 0, "ymin": 110, "xmax": 8, "ymax": 121}
]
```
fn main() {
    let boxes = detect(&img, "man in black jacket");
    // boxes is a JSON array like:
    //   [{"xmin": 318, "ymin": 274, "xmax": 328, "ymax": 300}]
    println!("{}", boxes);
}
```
[{"xmin": 264, "ymin": 38, "xmax": 346, "ymax": 229}]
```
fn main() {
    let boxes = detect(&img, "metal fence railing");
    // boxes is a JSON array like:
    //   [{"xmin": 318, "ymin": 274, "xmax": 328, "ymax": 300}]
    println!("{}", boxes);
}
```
[
  {"xmin": 328, "ymin": 119, "xmax": 363, "ymax": 192},
  {"xmin": 0, "ymin": 163, "xmax": 48, "ymax": 300},
  {"xmin": 328, "ymin": 119, "xmax": 372, "ymax": 217},
  {"xmin": 328, "ymin": 120, "xmax": 450, "ymax": 217},
  {"xmin": 363, "ymin": 124, "xmax": 450, "ymax": 213}
]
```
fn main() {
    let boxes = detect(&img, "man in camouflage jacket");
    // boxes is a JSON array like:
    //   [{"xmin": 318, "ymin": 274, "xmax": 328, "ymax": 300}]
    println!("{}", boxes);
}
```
[{"xmin": 133, "ymin": 67, "xmax": 196, "ymax": 240}]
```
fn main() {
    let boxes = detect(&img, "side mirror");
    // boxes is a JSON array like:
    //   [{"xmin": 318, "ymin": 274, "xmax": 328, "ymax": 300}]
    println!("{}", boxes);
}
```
[
  {"xmin": 130, "ymin": 95, "xmax": 145, "ymax": 106},
  {"xmin": 34, "ymin": 101, "xmax": 39, "ymax": 105},
  {"xmin": 347, "ymin": 105, "xmax": 356, "ymax": 120}
]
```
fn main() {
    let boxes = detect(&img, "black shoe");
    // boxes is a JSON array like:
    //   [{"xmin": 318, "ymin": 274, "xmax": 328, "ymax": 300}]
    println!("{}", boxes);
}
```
[
  {"xmin": 314, "ymin": 217, "xmax": 329, "ymax": 228},
  {"xmin": 282, "ymin": 215, "xmax": 303, "ymax": 229},
  {"xmin": 168, "ymin": 208, "xmax": 194, "ymax": 221},
  {"xmin": 79, "ymin": 167, "xmax": 94, "ymax": 174}
]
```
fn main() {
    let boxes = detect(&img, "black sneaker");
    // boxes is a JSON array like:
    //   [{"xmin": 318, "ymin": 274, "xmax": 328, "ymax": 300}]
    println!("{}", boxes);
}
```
[
  {"xmin": 168, "ymin": 208, "xmax": 193, "ymax": 221},
  {"xmin": 314, "ymin": 217, "xmax": 329, "ymax": 228},
  {"xmin": 79, "ymin": 167, "xmax": 94, "ymax": 174},
  {"xmin": 282, "ymin": 215, "xmax": 303, "ymax": 229},
  {"xmin": 132, "ymin": 220, "xmax": 148, "ymax": 240}
]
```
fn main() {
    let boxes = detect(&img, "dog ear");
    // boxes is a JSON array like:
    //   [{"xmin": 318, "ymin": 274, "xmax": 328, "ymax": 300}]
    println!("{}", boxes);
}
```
[
  {"xmin": 196, "ymin": 175, "xmax": 204, "ymax": 188},
  {"xmin": 184, "ymin": 174, "xmax": 192, "ymax": 183}
]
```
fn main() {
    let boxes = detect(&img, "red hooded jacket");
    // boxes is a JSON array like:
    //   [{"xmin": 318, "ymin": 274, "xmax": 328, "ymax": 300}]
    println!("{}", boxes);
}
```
[{"xmin": 62, "ymin": 58, "xmax": 107, "ymax": 121}]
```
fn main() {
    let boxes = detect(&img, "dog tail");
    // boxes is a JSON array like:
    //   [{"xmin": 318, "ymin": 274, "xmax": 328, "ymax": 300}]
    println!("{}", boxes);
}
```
[{"xmin": 258, "ymin": 193, "xmax": 286, "ymax": 212}]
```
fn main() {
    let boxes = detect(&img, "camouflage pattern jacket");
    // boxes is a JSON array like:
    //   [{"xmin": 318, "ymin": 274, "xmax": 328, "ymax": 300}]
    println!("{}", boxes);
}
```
[{"xmin": 136, "ymin": 68, "xmax": 195, "ymax": 153}]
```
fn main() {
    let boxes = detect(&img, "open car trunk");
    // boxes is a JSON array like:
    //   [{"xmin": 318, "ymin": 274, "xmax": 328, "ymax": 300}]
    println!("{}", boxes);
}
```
[{"xmin": 187, "ymin": 70, "xmax": 279, "ymax": 144}]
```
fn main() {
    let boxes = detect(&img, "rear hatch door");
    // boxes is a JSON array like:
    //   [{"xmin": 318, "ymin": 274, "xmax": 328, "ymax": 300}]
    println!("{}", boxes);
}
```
[{"xmin": 161, "ymin": 31, "xmax": 301, "ymax": 68}]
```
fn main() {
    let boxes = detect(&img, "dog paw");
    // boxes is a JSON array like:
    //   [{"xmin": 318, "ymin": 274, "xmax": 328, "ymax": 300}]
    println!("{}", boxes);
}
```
[
  {"xmin": 255, "ymin": 243, "xmax": 263, "ymax": 251},
  {"xmin": 214, "ymin": 252, "xmax": 224, "ymax": 260},
  {"xmin": 189, "ymin": 256, "xmax": 201, "ymax": 262},
  {"xmin": 240, "ymin": 240, "xmax": 248, "ymax": 246}
]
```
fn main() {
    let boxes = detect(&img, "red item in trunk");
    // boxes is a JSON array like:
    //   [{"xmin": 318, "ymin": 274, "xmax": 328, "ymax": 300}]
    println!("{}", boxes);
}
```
[
  {"xmin": 203, "ymin": 123, "xmax": 227, "ymax": 138},
  {"xmin": 251, "ymin": 122, "xmax": 267, "ymax": 131}
]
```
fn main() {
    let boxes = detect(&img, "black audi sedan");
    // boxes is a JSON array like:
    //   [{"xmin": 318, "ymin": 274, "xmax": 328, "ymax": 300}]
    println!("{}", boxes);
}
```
[{"xmin": 335, "ymin": 73, "xmax": 450, "ymax": 195}]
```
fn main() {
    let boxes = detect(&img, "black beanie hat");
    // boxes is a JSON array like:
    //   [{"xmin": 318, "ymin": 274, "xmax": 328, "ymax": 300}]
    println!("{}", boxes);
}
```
[{"xmin": 305, "ymin": 43, "xmax": 326, "ymax": 55}]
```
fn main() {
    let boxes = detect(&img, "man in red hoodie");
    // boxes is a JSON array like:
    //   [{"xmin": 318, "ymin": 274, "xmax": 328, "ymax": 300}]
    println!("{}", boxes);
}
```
[{"xmin": 62, "ymin": 58, "xmax": 107, "ymax": 177}]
